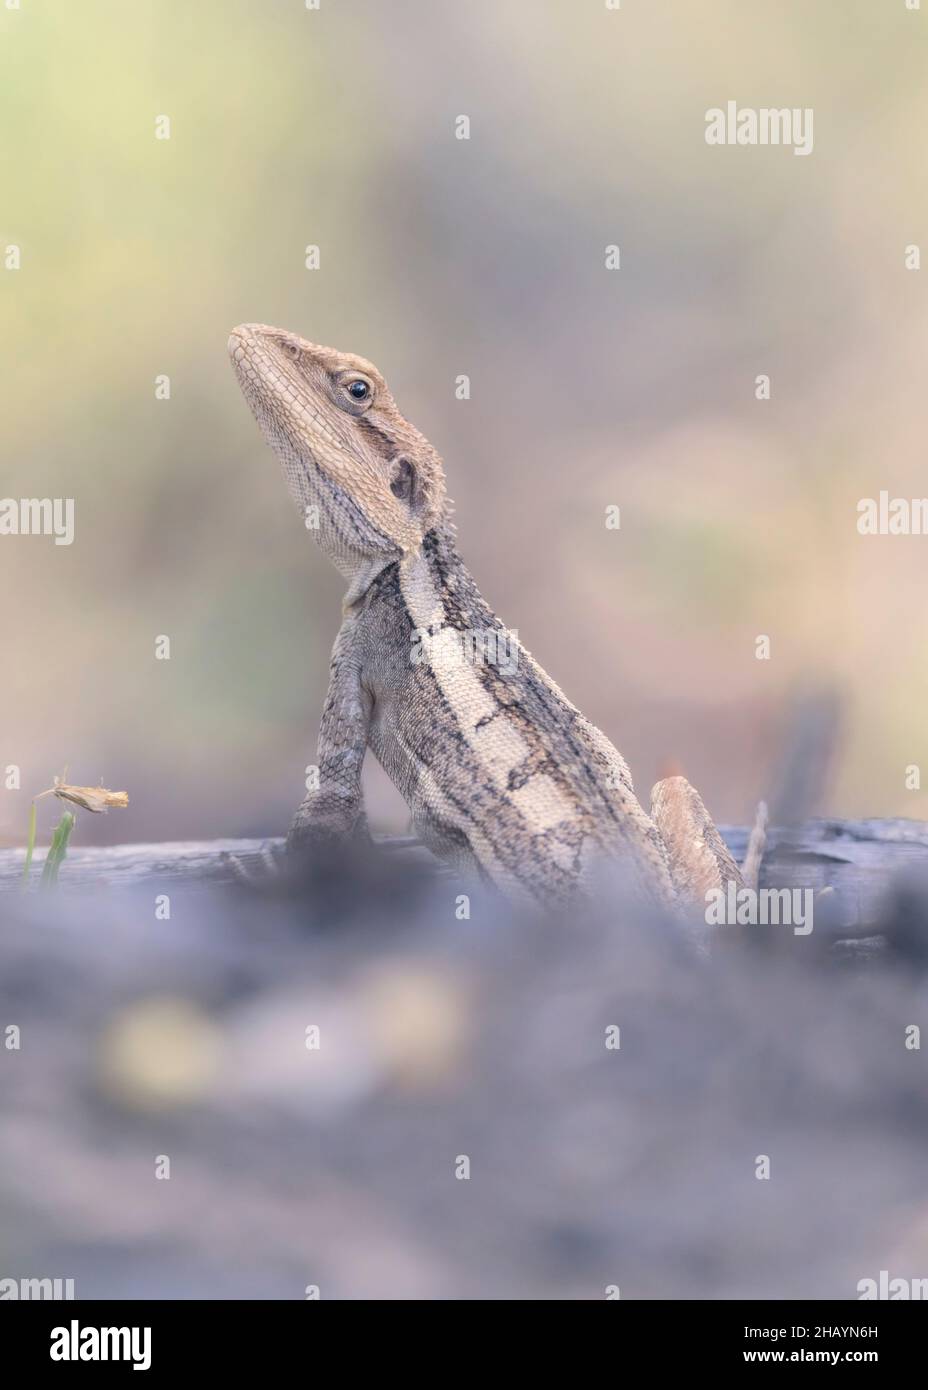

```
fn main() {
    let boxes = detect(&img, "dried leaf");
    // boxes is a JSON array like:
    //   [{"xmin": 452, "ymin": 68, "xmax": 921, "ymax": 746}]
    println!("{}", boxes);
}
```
[{"xmin": 53, "ymin": 783, "xmax": 129, "ymax": 814}]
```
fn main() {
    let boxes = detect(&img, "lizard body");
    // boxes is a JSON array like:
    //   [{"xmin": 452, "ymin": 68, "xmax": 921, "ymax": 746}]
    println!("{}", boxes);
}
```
[{"xmin": 229, "ymin": 323, "xmax": 746, "ymax": 909}]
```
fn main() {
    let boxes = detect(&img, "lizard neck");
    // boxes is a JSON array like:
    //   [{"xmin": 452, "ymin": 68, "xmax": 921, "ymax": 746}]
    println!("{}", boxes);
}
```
[
  {"xmin": 345, "ymin": 523, "xmax": 492, "ymax": 626},
  {"xmin": 341, "ymin": 551, "xmax": 402, "ymax": 613},
  {"xmin": 398, "ymin": 525, "xmax": 495, "ymax": 633}
]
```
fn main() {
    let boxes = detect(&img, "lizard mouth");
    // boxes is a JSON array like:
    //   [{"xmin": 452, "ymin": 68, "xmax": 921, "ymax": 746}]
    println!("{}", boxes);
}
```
[{"xmin": 228, "ymin": 325, "xmax": 348, "ymax": 454}]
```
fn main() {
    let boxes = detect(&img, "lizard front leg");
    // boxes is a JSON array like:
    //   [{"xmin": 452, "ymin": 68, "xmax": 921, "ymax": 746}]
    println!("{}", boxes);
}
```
[{"xmin": 287, "ymin": 618, "xmax": 373, "ymax": 854}]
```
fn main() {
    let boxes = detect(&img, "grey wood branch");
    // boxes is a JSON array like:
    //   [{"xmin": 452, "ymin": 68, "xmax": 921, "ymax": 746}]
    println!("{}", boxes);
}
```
[{"xmin": 3, "ymin": 819, "xmax": 928, "ymax": 946}]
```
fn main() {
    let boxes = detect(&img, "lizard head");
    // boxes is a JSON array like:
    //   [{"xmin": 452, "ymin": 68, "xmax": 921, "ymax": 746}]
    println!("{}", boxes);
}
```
[{"xmin": 228, "ymin": 323, "xmax": 447, "ymax": 581}]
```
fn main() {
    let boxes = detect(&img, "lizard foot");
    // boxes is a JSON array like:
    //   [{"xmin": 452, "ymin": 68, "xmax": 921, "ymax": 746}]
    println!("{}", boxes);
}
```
[
  {"xmin": 220, "ymin": 840, "xmax": 289, "ymax": 889},
  {"xmin": 650, "ymin": 774, "xmax": 745, "ymax": 908}
]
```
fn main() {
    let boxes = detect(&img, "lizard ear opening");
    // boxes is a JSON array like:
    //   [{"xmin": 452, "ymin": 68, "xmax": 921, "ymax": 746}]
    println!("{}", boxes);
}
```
[{"xmin": 389, "ymin": 456, "xmax": 421, "ymax": 511}]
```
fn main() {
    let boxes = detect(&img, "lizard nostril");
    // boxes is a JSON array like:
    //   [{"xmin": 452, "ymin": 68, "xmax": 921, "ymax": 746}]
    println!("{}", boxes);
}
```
[{"xmin": 228, "ymin": 326, "xmax": 256, "ymax": 361}]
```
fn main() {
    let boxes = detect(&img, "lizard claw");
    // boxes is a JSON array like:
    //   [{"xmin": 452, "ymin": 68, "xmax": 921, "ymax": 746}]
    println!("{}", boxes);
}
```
[{"xmin": 221, "ymin": 840, "xmax": 288, "ymax": 888}]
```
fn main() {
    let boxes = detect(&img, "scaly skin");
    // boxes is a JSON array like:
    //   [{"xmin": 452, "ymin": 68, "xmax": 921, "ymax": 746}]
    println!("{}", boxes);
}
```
[{"xmin": 228, "ymin": 323, "xmax": 745, "ymax": 908}]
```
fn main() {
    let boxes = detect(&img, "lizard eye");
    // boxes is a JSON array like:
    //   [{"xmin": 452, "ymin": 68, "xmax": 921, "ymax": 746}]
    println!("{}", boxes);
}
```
[
  {"xmin": 334, "ymin": 372, "xmax": 375, "ymax": 412},
  {"xmin": 282, "ymin": 342, "xmax": 300, "ymax": 361}
]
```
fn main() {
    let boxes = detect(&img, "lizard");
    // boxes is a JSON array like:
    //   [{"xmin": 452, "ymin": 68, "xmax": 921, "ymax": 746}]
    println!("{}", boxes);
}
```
[{"xmin": 228, "ymin": 322, "xmax": 756, "ymax": 911}]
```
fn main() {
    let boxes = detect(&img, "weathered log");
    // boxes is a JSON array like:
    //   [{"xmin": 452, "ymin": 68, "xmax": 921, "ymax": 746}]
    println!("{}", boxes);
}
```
[
  {"xmin": 2, "ymin": 819, "xmax": 928, "ymax": 944},
  {"xmin": 0, "ymin": 833, "xmax": 434, "ymax": 893}
]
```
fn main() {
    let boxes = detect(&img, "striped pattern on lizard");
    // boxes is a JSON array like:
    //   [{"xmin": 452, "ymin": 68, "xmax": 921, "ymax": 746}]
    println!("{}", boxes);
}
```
[{"xmin": 228, "ymin": 323, "xmax": 752, "ymax": 910}]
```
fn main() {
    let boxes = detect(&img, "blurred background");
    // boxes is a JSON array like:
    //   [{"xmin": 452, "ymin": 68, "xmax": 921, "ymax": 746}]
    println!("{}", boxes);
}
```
[
  {"xmin": 1, "ymin": 0, "xmax": 927, "ymax": 850},
  {"xmin": 2, "ymin": 1, "xmax": 928, "ymax": 1308}
]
